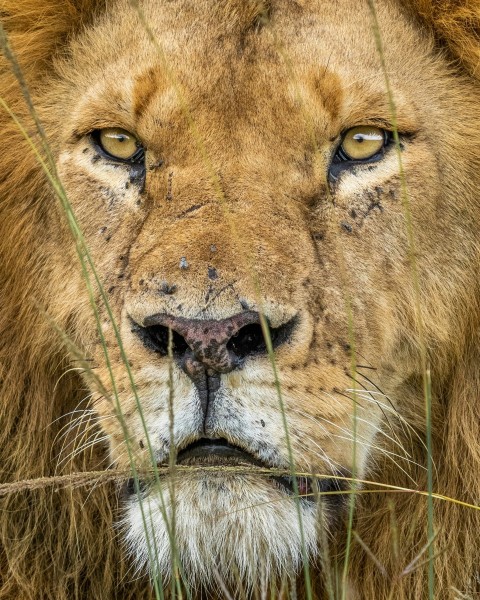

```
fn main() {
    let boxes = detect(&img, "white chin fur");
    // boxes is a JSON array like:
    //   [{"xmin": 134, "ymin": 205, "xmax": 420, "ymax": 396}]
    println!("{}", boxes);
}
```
[{"xmin": 122, "ymin": 474, "xmax": 319, "ymax": 590}]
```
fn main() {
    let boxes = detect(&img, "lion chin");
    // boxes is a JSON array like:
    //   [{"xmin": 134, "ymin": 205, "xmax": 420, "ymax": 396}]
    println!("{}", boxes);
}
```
[{"xmin": 123, "ymin": 475, "xmax": 318, "ymax": 589}]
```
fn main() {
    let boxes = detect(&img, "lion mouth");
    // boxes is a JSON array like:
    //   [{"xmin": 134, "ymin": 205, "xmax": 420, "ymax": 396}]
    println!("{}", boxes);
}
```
[
  {"xmin": 173, "ymin": 438, "xmax": 314, "ymax": 499},
  {"xmin": 124, "ymin": 438, "xmax": 348, "ymax": 503},
  {"xmin": 176, "ymin": 438, "xmax": 264, "ymax": 466}
]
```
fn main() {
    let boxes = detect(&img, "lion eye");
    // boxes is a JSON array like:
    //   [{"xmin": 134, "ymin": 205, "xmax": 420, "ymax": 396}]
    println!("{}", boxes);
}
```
[
  {"xmin": 337, "ymin": 126, "xmax": 388, "ymax": 161},
  {"xmin": 96, "ymin": 128, "xmax": 143, "ymax": 161}
]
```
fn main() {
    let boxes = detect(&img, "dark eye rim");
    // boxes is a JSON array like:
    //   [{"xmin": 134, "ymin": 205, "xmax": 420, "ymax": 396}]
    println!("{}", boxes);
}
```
[
  {"xmin": 333, "ymin": 127, "xmax": 392, "ymax": 164},
  {"xmin": 90, "ymin": 129, "xmax": 146, "ymax": 165}
]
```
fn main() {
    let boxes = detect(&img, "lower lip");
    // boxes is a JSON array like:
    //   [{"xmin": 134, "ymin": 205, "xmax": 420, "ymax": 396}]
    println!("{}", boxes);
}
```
[{"xmin": 123, "ymin": 471, "xmax": 347, "ymax": 506}]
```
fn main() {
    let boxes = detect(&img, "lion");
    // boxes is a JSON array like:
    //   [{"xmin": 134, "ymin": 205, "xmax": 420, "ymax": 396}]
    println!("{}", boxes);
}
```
[{"xmin": 1, "ymin": 0, "xmax": 480, "ymax": 598}]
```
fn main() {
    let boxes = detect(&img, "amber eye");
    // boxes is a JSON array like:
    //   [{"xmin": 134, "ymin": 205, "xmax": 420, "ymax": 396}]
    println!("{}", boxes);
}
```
[
  {"xmin": 96, "ymin": 128, "xmax": 143, "ymax": 161},
  {"xmin": 337, "ymin": 126, "xmax": 388, "ymax": 161}
]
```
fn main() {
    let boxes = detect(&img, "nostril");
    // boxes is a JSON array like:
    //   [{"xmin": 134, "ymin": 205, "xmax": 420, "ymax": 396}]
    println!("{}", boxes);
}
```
[
  {"xmin": 227, "ymin": 319, "xmax": 296, "ymax": 359},
  {"xmin": 227, "ymin": 323, "xmax": 266, "ymax": 358},
  {"xmin": 143, "ymin": 324, "xmax": 190, "ymax": 356}
]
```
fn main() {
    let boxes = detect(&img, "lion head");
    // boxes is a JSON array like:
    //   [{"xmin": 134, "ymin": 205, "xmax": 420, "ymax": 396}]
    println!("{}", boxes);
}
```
[{"xmin": 1, "ymin": 0, "xmax": 480, "ymax": 598}]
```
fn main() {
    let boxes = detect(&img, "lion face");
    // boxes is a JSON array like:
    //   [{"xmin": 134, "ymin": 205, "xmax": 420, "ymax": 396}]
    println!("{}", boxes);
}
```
[{"xmin": 41, "ymin": 0, "xmax": 480, "ymax": 589}]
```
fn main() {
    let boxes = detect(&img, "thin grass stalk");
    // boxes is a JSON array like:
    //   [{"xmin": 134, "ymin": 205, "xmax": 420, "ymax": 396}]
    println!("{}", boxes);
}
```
[
  {"xmin": 258, "ymin": 311, "xmax": 313, "ymax": 600},
  {"xmin": 0, "ymin": 465, "xmax": 479, "ymax": 510},
  {"xmin": 340, "ymin": 306, "xmax": 358, "ymax": 600},
  {"xmin": 364, "ymin": 4, "xmax": 435, "ymax": 597},
  {"xmin": 167, "ymin": 327, "xmax": 189, "ymax": 600},
  {"xmin": 315, "ymin": 489, "xmax": 336, "ymax": 600}
]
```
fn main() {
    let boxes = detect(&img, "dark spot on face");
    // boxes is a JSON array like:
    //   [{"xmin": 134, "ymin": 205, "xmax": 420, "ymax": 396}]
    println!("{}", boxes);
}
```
[
  {"xmin": 82, "ymin": 147, "xmax": 89, "ymax": 154},
  {"xmin": 92, "ymin": 154, "xmax": 100, "ymax": 163},
  {"xmin": 208, "ymin": 267, "xmax": 218, "ymax": 280},
  {"xmin": 240, "ymin": 299, "xmax": 249, "ymax": 310},
  {"xmin": 367, "ymin": 199, "xmax": 383, "ymax": 215},
  {"xmin": 260, "ymin": 419, "xmax": 266, "ymax": 427},
  {"xmin": 125, "ymin": 181, "xmax": 130, "ymax": 189},
  {"xmin": 99, "ymin": 186, "xmax": 119, "ymax": 208},
  {"xmin": 341, "ymin": 221, "xmax": 353, "ymax": 233},
  {"xmin": 177, "ymin": 304, "xmax": 183, "ymax": 311},
  {"xmin": 139, "ymin": 279, "xmax": 145, "ymax": 286},
  {"xmin": 178, "ymin": 204, "xmax": 203, "ymax": 218},
  {"xmin": 148, "ymin": 159, "xmax": 164, "ymax": 171},
  {"xmin": 108, "ymin": 286, "xmax": 115, "ymax": 293},
  {"xmin": 350, "ymin": 209, "xmax": 357, "ymax": 219},
  {"xmin": 139, "ymin": 440, "xmax": 145, "ymax": 449},
  {"xmin": 160, "ymin": 281, "xmax": 177, "ymax": 295},
  {"xmin": 204, "ymin": 285, "xmax": 214, "ymax": 303},
  {"xmin": 313, "ymin": 232, "xmax": 324, "ymax": 241},
  {"xmin": 166, "ymin": 171, "xmax": 174, "ymax": 201},
  {"xmin": 99, "ymin": 226, "xmax": 107, "ymax": 234},
  {"xmin": 129, "ymin": 165, "xmax": 146, "ymax": 190}
]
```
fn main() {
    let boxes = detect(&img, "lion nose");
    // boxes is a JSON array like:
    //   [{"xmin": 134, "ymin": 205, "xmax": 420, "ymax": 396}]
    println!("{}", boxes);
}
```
[
  {"xmin": 137, "ymin": 310, "xmax": 295, "ymax": 377},
  {"xmin": 134, "ymin": 310, "xmax": 296, "ymax": 415},
  {"xmin": 141, "ymin": 311, "xmax": 264, "ymax": 375}
]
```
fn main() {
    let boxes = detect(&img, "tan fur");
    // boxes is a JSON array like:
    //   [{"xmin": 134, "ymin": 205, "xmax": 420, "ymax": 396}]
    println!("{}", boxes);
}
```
[{"xmin": 1, "ymin": 0, "xmax": 480, "ymax": 598}]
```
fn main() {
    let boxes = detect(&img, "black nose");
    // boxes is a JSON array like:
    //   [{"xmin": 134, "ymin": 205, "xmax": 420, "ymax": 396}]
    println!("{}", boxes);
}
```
[{"xmin": 138, "ymin": 311, "xmax": 294, "ymax": 377}]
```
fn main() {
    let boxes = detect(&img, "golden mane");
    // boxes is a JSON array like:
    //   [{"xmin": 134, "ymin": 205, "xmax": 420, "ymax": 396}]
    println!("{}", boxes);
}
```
[
  {"xmin": 0, "ymin": 1, "xmax": 479, "ymax": 598},
  {"xmin": 0, "ymin": 2, "xmax": 154, "ymax": 598},
  {"xmin": 403, "ymin": 0, "xmax": 480, "ymax": 79}
]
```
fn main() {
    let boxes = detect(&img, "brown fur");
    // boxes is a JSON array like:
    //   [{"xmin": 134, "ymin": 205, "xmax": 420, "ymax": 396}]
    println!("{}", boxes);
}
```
[{"xmin": 1, "ymin": 1, "xmax": 480, "ymax": 598}]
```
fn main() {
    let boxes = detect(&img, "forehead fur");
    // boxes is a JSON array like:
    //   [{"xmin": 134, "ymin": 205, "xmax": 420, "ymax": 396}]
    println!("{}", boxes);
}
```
[{"xmin": 2, "ymin": 0, "xmax": 480, "ymax": 83}]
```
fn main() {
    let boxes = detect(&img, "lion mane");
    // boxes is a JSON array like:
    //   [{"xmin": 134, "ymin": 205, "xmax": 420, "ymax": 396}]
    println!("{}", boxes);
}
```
[{"xmin": 0, "ymin": 1, "xmax": 479, "ymax": 598}]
